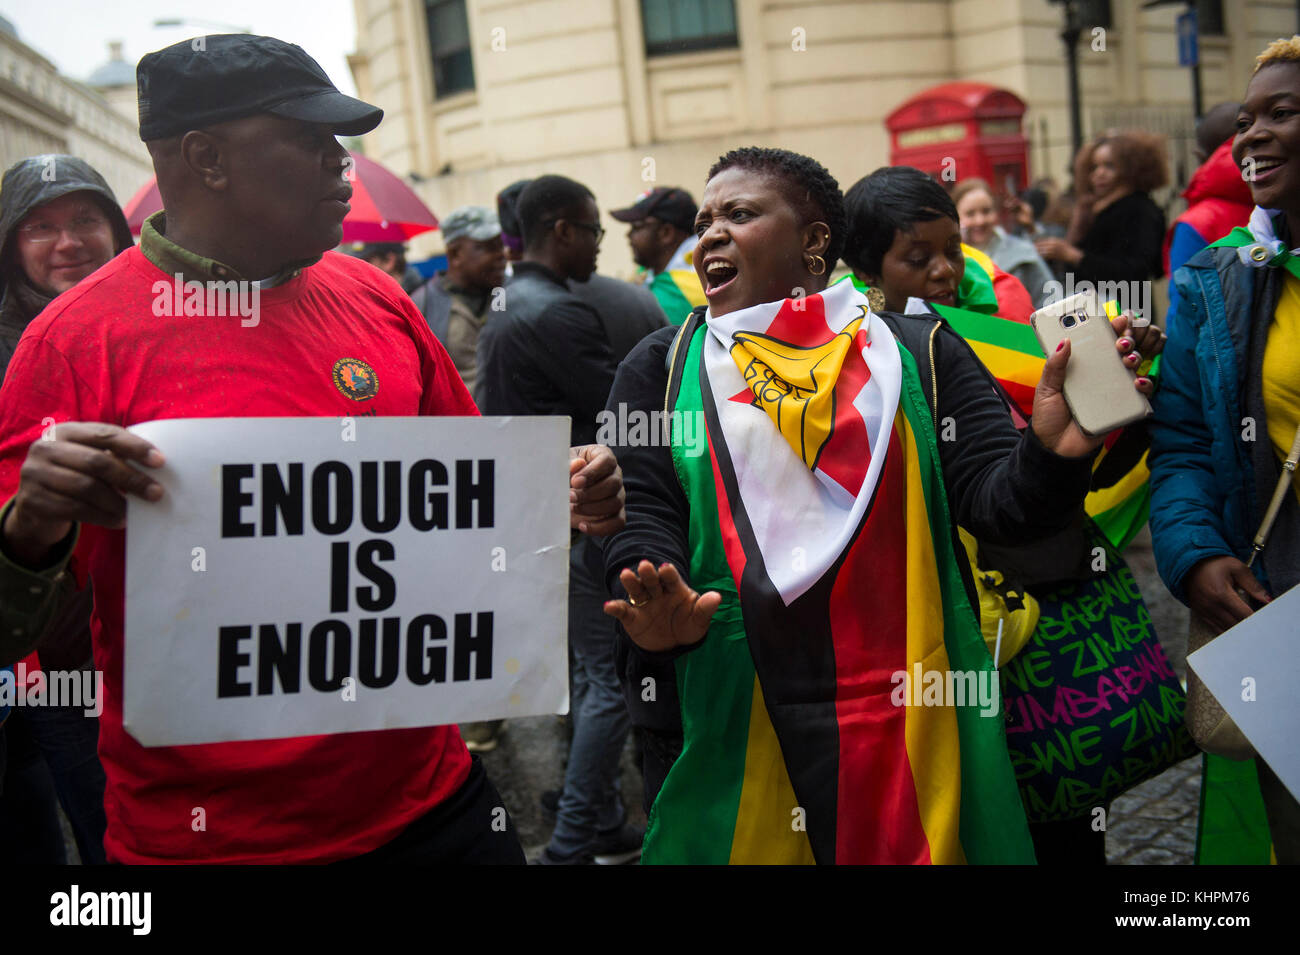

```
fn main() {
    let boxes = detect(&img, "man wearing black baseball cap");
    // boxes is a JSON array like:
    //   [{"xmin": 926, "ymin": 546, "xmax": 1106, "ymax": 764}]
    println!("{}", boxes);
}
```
[
  {"xmin": 0, "ymin": 34, "xmax": 625, "ymax": 865},
  {"xmin": 609, "ymin": 186, "xmax": 706, "ymax": 325}
]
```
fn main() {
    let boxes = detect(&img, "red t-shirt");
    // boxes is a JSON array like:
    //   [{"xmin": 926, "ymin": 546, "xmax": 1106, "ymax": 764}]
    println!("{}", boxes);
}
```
[{"xmin": 0, "ymin": 248, "xmax": 476, "ymax": 863}]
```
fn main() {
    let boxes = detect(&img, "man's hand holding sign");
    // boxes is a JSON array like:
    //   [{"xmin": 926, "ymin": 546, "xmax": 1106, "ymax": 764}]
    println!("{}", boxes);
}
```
[{"xmin": 2, "ymin": 424, "xmax": 165, "ymax": 568}]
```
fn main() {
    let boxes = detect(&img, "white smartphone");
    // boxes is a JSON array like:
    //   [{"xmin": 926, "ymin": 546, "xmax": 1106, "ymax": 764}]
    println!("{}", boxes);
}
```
[{"xmin": 1030, "ymin": 290, "xmax": 1151, "ymax": 437}]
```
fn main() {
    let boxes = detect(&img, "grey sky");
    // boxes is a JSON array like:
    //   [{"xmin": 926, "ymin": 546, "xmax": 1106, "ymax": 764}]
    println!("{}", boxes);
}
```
[{"xmin": 0, "ymin": 0, "xmax": 358, "ymax": 95}]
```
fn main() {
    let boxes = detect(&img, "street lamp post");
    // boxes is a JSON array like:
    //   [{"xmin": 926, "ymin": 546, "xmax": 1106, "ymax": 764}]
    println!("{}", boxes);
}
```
[
  {"xmin": 152, "ymin": 17, "xmax": 252, "ymax": 34},
  {"xmin": 1049, "ymin": 0, "xmax": 1085, "ymax": 160}
]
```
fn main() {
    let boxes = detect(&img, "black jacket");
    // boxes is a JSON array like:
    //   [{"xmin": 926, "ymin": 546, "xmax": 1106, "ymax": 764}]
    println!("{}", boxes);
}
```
[
  {"xmin": 0, "ymin": 155, "xmax": 133, "ymax": 371},
  {"xmin": 568, "ymin": 273, "xmax": 667, "ymax": 365},
  {"xmin": 601, "ymin": 309, "xmax": 1097, "ymax": 808},
  {"xmin": 1076, "ymin": 191, "xmax": 1166, "ymax": 287},
  {"xmin": 476, "ymin": 261, "xmax": 617, "ymax": 445}
]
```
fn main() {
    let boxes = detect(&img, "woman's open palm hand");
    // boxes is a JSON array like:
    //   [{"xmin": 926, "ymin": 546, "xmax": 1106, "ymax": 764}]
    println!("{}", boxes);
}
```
[{"xmin": 603, "ymin": 560, "xmax": 722, "ymax": 654}]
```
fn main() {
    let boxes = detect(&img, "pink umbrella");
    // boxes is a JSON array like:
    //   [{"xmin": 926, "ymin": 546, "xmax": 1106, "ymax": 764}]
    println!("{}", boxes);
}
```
[
  {"xmin": 122, "ymin": 178, "xmax": 161, "ymax": 236},
  {"xmin": 122, "ymin": 151, "xmax": 439, "ymax": 242},
  {"xmin": 340, "ymin": 152, "xmax": 439, "ymax": 242}
]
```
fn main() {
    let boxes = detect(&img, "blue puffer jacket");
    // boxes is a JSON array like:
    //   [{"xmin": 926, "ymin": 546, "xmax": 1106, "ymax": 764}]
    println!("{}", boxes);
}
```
[{"xmin": 1150, "ymin": 242, "xmax": 1272, "ymax": 602}]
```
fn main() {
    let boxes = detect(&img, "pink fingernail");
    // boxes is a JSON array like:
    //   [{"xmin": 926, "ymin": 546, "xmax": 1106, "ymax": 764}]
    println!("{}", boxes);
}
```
[
  {"xmin": 1056, "ymin": 341, "xmax": 1065, "ymax": 352},
  {"xmin": 1118, "ymin": 338, "xmax": 1132, "ymax": 348}
]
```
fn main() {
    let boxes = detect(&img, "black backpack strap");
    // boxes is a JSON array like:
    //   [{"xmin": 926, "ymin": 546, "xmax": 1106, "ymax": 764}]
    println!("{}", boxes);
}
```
[
  {"xmin": 663, "ymin": 307, "xmax": 707, "ymax": 422},
  {"xmin": 878, "ymin": 309, "xmax": 1021, "ymax": 429},
  {"xmin": 877, "ymin": 311, "xmax": 942, "ymax": 425}
]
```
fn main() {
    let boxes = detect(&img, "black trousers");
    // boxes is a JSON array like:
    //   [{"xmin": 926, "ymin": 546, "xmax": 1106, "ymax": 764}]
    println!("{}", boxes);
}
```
[{"xmin": 338, "ymin": 756, "xmax": 525, "ymax": 865}]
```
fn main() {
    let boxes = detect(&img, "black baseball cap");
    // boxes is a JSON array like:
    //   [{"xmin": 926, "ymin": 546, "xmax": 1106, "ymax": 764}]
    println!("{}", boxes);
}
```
[
  {"xmin": 609, "ymin": 187, "xmax": 697, "ymax": 233},
  {"xmin": 137, "ymin": 34, "xmax": 383, "ymax": 142}
]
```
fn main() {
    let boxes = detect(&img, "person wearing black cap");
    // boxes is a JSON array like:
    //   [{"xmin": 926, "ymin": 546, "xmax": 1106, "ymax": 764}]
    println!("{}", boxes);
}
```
[
  {"xmin": 0, "ymin": 34, "xmax": 625, "ymax": 866},
  {"xmin": 609, "ymin": 187, "xmax": 706, "ymax": 325}
]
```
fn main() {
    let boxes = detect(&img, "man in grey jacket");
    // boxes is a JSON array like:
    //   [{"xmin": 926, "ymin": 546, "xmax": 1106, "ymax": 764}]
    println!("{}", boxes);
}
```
[{"xmin": 410, "ymin": 206, "xmax": 507, "ymax": 397}]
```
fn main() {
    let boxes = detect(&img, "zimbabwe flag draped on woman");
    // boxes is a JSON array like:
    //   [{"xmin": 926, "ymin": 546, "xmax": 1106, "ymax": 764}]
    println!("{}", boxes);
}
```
[{"xmin": 648, "ymin": 279, "xmax": 1034, "ymax": 864}]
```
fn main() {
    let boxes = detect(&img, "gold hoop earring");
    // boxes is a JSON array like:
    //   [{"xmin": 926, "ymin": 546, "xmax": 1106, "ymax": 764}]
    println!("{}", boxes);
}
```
[
  {"xmin": 866, "ymin": 286, "xmax": 887, "ymax": 312},
  {"xmin": 806, "ymin": 254, "xmax": 826, "ymax": 276}
]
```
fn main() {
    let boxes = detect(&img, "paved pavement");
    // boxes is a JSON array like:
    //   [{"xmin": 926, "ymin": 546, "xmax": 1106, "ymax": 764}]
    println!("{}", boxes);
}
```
[{"xmin": 478, "ymin": 716, "xmax": 646, "ymax": 862}]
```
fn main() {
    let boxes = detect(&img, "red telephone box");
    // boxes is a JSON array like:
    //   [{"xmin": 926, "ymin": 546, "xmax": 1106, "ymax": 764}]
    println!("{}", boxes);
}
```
[{"xmin": 885, "ymin": 82, "xmax": 1029, "ymax": 196}]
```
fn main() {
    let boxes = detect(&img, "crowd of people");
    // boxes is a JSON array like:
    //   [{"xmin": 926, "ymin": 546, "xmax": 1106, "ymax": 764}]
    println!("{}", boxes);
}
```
[{"xmin": 0, "ymin": 29, "xmax": 1296, "ymax": 866}]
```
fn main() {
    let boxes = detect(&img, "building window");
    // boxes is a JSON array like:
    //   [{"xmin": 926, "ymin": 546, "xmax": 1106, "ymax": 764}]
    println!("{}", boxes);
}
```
[
  {"xmin": 1077, "ymin": 0, "xmax": 1111, "ymax": 30},
  {"xmin": 1195, "ymin": 0, "xmax": 1225, "ymax": 37},
  {"xmin": 641, "ymin": 0, "xmax": 738, "ymax": 56},
  {"xmin": 425, "ymin": 0, "xmax": 475, "ymax": 98}
]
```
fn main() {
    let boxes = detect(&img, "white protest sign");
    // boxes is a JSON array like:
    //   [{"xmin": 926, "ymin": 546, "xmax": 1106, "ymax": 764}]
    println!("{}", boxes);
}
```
[
  {"xmin": 123, "ymin": 416, "xmax": 570, "ymax": 747},
  {"xmin": 1187, "ymin": 583, "xmax": 1300, "ymax": 801}
]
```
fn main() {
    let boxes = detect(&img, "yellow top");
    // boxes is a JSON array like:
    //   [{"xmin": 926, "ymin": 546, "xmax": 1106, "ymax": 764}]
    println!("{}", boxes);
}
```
[{"xmin": 1262, "ymin": 271, "xmax": 1300, "ymax": 501}]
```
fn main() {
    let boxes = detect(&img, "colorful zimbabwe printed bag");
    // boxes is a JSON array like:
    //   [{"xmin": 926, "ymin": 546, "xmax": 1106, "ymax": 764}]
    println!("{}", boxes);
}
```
[{"xmin": 1000, "ymin": 527, "xmax": 1197, "ymax": 823}]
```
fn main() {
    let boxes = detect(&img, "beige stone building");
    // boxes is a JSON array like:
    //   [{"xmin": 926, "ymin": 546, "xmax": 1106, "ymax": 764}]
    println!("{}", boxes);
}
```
[
  {"xmin": 349, "ymin": 0, "xmax": 1297, "ymax": 275},
  {"xmin": 0, "ymin": 19, "xmax": 151, "ymax": 206}
]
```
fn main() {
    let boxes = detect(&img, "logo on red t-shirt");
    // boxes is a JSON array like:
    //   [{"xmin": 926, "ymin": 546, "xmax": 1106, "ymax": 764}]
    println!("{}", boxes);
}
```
[{"xmin": 332, "ymin": 358, "xmax": 379, "ymax": 400}]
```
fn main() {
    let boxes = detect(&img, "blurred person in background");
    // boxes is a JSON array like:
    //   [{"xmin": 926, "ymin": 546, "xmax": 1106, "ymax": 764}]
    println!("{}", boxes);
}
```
[
  {"xmin": 609, "ymin": 187, "xmax": 706, "ymax": 325},
  {"xmin": 953, "ymin": 178, "xmax": 1056, "ymax": 308},
  {"xmin": 496, "ymin": 179, "xmax": 531, "ymax": 268},
  {"xmin": 0, "ymin": 153, "xmax": 131, "ymax": 865},
  {"xmin": 1036, "ymin": 131, "xmax": 1168, "ymax": 297},
  {"xmin": 409, "ymin": 206, "xmax": 506, "ymax": 400},
  {"xmin": 1163, "ymin": 102, "xmax": 1254, "ymax": 323},
  {"xmin": 1007, "ymin": 184, "xmax": 1052, "ymax": 239},
  {"xmin": 347, "ymin": 240, "xmax": 422, "ymax": 293}
]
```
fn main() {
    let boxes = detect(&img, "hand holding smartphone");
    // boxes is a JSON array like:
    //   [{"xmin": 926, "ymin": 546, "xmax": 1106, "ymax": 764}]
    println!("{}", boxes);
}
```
[{"xmin": 1030, "ymin": 291, "xmax": 1151, "ymax": 437}]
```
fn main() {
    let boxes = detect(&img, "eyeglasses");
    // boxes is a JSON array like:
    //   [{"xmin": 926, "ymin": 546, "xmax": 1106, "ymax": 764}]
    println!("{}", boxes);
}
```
[
  {"xmin": 628, "ymin": 219, "xmax": 659, "ymax": 234},
  {"xmin": 544, "ymin": 218, "xmax": 604, "ymax": 244},
  {"xmin": 569, "ymin": 220, "xmax": 605, "ymax": 243},
  {"xmin": 18, "ymin": 215, "xmax": 110, "ymax": 244}
]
